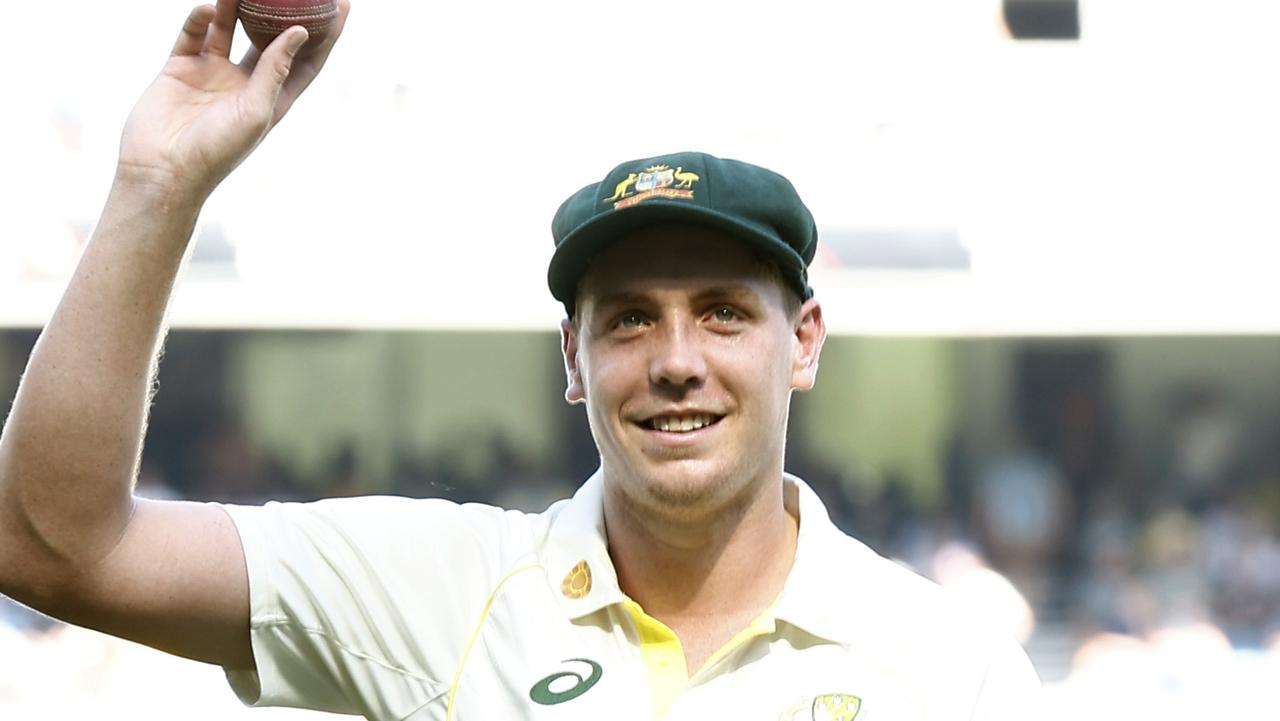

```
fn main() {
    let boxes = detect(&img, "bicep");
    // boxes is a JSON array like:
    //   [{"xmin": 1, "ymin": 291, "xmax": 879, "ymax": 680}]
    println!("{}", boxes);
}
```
[{"xmin": 54, "ymin": 498, "xmax": 253, "ymax": 670}]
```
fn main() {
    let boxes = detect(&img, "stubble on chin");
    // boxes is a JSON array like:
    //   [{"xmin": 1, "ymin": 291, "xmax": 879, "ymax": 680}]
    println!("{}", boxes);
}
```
[{"xmin": 609, "ymin": 460, "xmax": 750, "ymax": 526}]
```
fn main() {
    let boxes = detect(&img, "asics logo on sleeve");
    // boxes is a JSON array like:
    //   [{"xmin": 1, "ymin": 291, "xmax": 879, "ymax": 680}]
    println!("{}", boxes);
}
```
[{"xmin": 529, "ymin": 659, "xmax": 604, "ymax": 705}]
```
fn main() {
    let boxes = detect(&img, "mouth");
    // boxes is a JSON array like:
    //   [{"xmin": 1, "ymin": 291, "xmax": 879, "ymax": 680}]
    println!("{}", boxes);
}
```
[{"xmin": 636, "ymin": 412, "xmax": 725, "ymax": 434}]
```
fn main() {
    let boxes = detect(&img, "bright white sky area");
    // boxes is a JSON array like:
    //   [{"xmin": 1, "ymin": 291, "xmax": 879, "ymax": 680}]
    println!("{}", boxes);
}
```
[{"xmin": 3, "ymin": 0, "xmax": 1280, "ymax": 333}]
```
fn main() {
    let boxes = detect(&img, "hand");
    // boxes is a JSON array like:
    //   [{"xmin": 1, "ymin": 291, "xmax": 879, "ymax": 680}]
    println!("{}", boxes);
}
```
[{"xmin": 116, "ymin": 0, "xmax": 351, "ymax": 202}]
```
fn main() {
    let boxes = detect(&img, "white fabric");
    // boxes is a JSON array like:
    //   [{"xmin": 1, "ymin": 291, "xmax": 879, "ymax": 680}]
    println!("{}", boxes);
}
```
[{"xmin": 219, "ymin": 473, "xmax": 1041, "ymax": 720}]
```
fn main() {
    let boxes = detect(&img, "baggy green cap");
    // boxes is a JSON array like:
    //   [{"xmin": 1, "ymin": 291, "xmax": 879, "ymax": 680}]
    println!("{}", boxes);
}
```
[{"xmin": 548, "ymin": 151, "xmax": 818, "ymax": 316}]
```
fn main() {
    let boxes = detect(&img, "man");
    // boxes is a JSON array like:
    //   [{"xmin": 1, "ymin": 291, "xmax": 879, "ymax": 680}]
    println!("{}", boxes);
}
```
[{"xmin": 0, "ymin": 2, "xmax": 1040, "ymax": 719}]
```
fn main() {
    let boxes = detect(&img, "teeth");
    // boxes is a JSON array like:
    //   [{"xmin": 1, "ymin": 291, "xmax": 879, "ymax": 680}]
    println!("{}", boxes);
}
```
[{"xmin": 649, "ymin": 414, "xmax": 717, "ymax": 433}]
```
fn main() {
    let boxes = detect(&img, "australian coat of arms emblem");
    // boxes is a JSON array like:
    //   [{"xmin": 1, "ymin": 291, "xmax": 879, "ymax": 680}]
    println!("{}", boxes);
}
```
[{"xmin": 604, "ymin": 164, "xmax": 700, "ymax": 209}]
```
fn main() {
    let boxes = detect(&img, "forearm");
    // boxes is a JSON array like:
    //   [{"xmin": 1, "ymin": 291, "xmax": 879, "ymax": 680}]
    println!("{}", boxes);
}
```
[{"xmin": 0, "ymin": 176, "xmax": 202, "ymax": 572}]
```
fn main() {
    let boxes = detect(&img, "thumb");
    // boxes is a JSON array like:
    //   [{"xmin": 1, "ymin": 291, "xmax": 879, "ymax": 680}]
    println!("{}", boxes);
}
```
[{"xmin": 246, "ymin": 27, "xmax": 309, "ymax": 112}]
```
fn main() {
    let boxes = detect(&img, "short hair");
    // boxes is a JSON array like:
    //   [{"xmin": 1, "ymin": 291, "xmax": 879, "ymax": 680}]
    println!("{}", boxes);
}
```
[{"xmin": 752, "ymin": 254, "xmax": 804, "ymax": 322}]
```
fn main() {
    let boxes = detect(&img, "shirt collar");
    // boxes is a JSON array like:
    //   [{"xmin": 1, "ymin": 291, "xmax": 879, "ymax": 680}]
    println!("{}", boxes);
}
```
[
  {"xmin": 772, "ymin": 474, "xmax": 881, "ymax": 646},
  {"xmin": 541, "ymin": 470, "xmax": 875, "ymax": 645},
  {"xmin": 542, "ymin": 469, "xmax": 629, "ymax": 620}
]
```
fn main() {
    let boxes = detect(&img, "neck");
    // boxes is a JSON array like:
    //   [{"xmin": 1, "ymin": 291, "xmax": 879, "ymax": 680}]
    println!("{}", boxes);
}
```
[{"xmin": 603, "ymin": 473, "xmax": 799, "ymax": 621}]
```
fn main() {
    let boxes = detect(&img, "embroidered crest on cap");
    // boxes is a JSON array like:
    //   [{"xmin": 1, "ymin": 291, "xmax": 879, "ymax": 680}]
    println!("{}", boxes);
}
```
[
  {"xmin": 560, "ymin": 560, "xmax": 593, "ymax": 599},
  {"xmin": 602, "ymin": 165, "xmax": 700, "ymax": 210}
]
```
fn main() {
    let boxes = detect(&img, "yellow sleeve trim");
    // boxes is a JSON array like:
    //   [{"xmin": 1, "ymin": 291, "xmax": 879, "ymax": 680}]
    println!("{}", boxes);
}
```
[{"xmin": 446, "ymin": 563, "xmax": 543, "ymax": 721}]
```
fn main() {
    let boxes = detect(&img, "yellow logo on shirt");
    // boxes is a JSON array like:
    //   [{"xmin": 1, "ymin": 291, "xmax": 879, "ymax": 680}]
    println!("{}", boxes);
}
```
[
  {"xmin": 560, "ymin": 560, "xmax": 593, "ymax": 599},
  {"xmin": 778, "ymin": 693, "xmax": 862, "ymax": 721},
  {"xmin": 813, "ymin": 694, "xmax": 862, "ymax": 721}
]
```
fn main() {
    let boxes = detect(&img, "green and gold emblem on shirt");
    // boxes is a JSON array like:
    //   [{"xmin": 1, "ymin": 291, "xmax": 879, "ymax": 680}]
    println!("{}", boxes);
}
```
[{"xmin": 778, "ymin": 693, "xmax": 862, "ymax": 721}]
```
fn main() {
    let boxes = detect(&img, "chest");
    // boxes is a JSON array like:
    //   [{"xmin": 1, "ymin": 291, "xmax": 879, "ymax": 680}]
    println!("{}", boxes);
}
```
[{"xmin": 405, "ymin": 584, "xmax": 962, "ymax": 721}]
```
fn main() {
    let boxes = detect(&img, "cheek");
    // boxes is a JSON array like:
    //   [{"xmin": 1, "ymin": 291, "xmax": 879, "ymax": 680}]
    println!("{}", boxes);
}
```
[
  {"xmin": 722, "ymin": 341, "xmax": 793, "ymax": 413},
  {"xmin": 579, "ymin": 348, "xmax": 639, "ymax": 412},
  {"xmin": 723, "ymin": 334, "xmax": 789, "ymax": 378}
]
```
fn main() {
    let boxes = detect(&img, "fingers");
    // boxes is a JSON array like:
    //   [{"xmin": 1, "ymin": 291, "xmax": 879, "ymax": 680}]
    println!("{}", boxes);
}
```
[
  {"xmin": 324, "ymin": 0, "xmax": 353, "ymax": 55},
  {"xmin": 237, "ymin": 0, "xmax": 349, "ymax": 127},
  {"xmin": 171, "ymin": 5, "xmax": 217, "ymax": 57},
  {"xmin": 205, "ymin": 0, "xmax": 241, "ymax": 58},
  {"xmin": 244, "ymin": 27, "xmax": 310, "ymax": 118},
  {"xmin": 239, "ymin": 44, "xmax": 263, "ymax": 75},
  {"xmin": 293, "ymin": 0, "xmax": 351, "ymax": 72},
  {"xmin": 274, "ymin": 0, "xmax": 352, "ymax": 115}
]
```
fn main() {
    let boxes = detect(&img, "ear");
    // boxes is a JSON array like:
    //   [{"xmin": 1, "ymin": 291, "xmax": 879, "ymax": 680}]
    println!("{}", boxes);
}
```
[
  {"xmin": 790, "ymin": 299, "xmax": 826, "ymax": 392},
  {"xmin": 560, "ymin": 318, "xmax": 586, "ymax": 404}
]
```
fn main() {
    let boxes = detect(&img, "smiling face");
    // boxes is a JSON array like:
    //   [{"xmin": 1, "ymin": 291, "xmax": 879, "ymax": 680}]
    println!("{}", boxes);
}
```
[{"xmin": 560, "ymin": 225, "xmax": 826, "ymax": 522}]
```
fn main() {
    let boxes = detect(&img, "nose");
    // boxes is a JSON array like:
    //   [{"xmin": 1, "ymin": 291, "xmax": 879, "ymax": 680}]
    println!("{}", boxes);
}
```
[{"xmin": 648, "ymin": 318, "xmax": 707, "ymax": 390}]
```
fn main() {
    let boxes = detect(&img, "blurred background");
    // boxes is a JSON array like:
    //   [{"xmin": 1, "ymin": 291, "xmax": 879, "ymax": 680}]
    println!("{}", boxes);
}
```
[{"xmin": 2, "ymin": 0, "xmax": 1278, "ymax": 719}]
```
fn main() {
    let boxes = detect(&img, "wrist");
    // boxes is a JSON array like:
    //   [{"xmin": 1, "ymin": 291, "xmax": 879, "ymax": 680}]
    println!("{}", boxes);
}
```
[{"xmin": 111, "ymin": 161, "xmax": 211, "ymax": 214}]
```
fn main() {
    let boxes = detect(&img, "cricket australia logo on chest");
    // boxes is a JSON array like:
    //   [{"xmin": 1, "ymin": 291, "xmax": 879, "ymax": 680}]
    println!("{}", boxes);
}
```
[
  {"xmin": 778, "ymin": 693, "xmax": 862, "ymax": 721},
  {"xmin": 603, "ymin": 164, "xmax": 700, "ymax": 209}
]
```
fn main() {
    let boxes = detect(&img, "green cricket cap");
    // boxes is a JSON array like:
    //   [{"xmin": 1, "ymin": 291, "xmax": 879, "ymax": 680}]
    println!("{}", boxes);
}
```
[{"xmin": 548, "ymin": 151, "xmax": 818, "ymax": 316}]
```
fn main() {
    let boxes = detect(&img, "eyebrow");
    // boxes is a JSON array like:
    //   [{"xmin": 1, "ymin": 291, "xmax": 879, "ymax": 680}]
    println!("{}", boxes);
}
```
[
  {"xmin": 592, "ymin": 285, "xmax": 763, "ymax": 310},
  {"xmin": 692, "ymin": 285, "xmax": 762, "ymax": 302},
  {"xmin": 687, "ymin": 286, "xmax": 767, "ymax": 310},
  {"xmin": 589, "ymin": 291, "xmax": 651, "ymax": 312}
]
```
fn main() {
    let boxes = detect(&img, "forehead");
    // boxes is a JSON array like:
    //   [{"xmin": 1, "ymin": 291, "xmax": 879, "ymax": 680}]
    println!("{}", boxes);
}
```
[{"xmin": 577, "ymin": 225, "xmax": 773, "ymax": 300}]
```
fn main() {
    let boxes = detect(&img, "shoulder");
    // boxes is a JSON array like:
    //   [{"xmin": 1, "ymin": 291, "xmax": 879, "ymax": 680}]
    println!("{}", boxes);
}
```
[
  {"xmin": 827, "ymin": 532, "xmax": 1041, "ymax": 697},
  {"xmin": 824, "ymin": 531, "xmax": 951, "ymax": 616},
  {"xmin": 819, "ymin": 531, "xmax": 1029, "ymax": 660},
  {"xmin": 219, "ymin": 494, "xmax": 567, "ymax": 579},
  {"xmin": 789, "ymin": 473, "xmax": 1002, "ymax": 641},
  {"xmin": 226, "ymin": 494, "xmax": 547, "ymax": 534}
]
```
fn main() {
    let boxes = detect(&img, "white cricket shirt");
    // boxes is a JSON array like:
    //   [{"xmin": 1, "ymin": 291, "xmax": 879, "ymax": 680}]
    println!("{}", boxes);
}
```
[{"xmin": 219, "ymin": 473, "xmax": 1041, "ymax": 721}]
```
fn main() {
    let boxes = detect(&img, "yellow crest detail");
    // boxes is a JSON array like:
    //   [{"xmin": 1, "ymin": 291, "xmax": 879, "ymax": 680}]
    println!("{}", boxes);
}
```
[
  {"xmin": 812, "ymin": 694, "xmax": 861, "ymax": 721},
  {"xmin": 673, "ymin": 167, "xmax": 700, "ymax": 188},
  {"xmin": 560, "ymin": 561, "xmax": 593, "ymax": 599},
  {"xmin": 603, "ymin": 164, "xmax": 700, "ymax": 208},
  {"xmin": 603, "ymin": 173, "xmax": 639, "ymax": 202}
]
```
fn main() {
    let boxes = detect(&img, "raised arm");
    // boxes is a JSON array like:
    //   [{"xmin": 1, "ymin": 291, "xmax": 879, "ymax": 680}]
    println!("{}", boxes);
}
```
[{"xmin": 0, "ymin": 0, "xmax": 349, "ymax": 669}]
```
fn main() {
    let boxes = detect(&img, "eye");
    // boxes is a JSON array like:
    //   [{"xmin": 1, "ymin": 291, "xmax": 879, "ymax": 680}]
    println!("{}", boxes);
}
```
[
  {"xmin": 617, "ymin": 312, "xmax": 645, "ymax": 329},
  {"xmin": 711, "ymin": 306, "xmax": 738, "ymax": 323}
]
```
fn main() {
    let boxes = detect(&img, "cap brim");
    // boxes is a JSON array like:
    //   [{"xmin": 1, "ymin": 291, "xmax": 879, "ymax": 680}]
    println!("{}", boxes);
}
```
[{"xmin": 547, "ymin": 200, "xmax": 808, "ymax": 313}]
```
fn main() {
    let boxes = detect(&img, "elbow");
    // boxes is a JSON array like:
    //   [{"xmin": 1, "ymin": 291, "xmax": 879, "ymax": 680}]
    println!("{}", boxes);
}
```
[
  {"xmin": 0, "ymin": 478, "xmax": 89, "ymax": 605},
  {"xmin": 0, "ymin": 510, "xmax": 88, "ymax": 617}
]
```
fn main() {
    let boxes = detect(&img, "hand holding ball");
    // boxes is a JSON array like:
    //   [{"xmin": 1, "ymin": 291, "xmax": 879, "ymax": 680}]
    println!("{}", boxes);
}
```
[{"xmin": 238, "ymin": 0, "xmax": 339, "ymax": 56}]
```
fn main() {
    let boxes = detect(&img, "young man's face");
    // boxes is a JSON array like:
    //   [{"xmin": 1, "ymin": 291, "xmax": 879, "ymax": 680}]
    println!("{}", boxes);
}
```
[{"xmin": 561, "ymin": 224, "xmax": 825, "ymax": 520}]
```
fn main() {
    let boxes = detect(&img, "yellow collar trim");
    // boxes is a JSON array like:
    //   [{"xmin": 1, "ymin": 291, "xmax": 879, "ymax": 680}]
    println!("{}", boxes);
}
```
[{"xmin": 622, "ymin": 599, "xmax": 780, "ymax": 720}]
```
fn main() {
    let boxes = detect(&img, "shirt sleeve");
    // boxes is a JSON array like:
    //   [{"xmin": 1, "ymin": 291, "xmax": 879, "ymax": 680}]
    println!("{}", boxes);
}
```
[
  {"xmin": 217, "ymin": 495, "xmax": 523, "ymax": 720},
  {"xmin": 967, "ymin": 638, "xmax": 1044, "ymax": 721}
]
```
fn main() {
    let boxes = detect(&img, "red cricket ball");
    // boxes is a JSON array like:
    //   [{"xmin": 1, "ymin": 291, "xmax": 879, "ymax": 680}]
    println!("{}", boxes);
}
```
[{"xmin": 238, "ymin": 0, "xmax": 339, "ymax": 56}]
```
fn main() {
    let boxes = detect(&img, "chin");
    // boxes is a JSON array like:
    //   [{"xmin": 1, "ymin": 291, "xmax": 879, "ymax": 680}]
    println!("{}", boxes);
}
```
[{"xmin": 615, "ymin": 457, "xmax": 748, "ymax": 517}]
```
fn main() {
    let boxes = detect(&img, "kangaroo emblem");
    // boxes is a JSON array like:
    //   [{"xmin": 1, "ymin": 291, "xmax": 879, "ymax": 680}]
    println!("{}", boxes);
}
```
[
  {"xmin": 604, "ymin": 173, "xmax": 639, "ymax": 202},
  {"xmin": 673, "ymin": 167, "xmax": 700, "ymax": 189}
]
